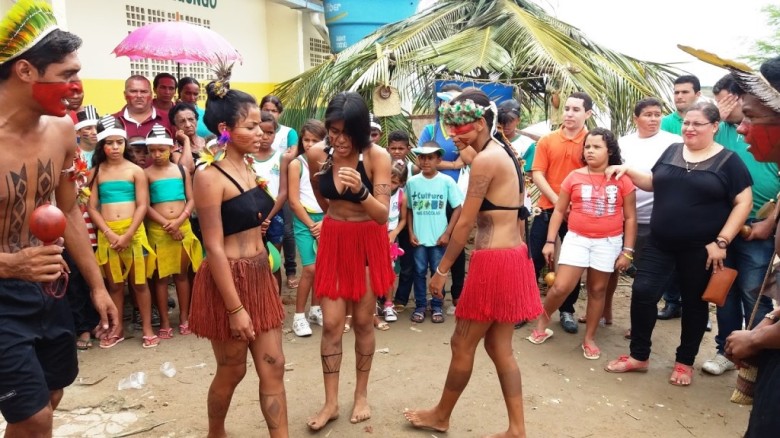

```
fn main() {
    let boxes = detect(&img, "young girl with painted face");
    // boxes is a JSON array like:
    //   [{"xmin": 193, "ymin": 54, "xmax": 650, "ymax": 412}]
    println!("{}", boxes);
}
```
[
  {"xmin": 288, "ymin": 119, "xmax": 327, "ymax": 337},
  {"xmin": 87, "ymin": 115, "xmax": 158, "ymax": 349},
  {"xmin": 527, "ymin": 127, "xmax": 637, "ymax": 361},
  {"xmin": 144, "ymin": 124, "xmax": 203, "ymax": 339}
]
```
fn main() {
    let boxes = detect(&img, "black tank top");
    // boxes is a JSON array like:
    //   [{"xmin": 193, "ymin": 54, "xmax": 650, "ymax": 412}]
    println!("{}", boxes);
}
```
[
  {"xmin": 318, "ymin": 148, "xmax": 374, "ymax": 203},
  {"xmin": 212, "ymin": 164, "xmax": 275, "ymax": 237}
]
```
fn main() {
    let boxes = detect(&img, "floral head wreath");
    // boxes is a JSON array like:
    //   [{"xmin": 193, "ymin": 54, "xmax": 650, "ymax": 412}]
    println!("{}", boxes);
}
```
[{"xmin": 438, "ymin": 99, "xmax": 486, "ymax": 125}]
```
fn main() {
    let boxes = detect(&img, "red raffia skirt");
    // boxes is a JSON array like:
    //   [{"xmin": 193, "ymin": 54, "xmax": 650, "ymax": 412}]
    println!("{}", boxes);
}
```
[
  {"xmin": 314, "ymin": 216, "xmax": 395, "ymax": 302},
  {"xmin": 189, "ymin": 252, "xmax": 284, "ymax": 341},
  {"xmin": 456, "ymin": 244, "xmax": 543, "ymax": 323}
]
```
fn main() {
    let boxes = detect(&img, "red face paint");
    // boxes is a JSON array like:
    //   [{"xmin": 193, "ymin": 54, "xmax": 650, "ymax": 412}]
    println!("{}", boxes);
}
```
[
  {"xmin": 744, "ymin": 123, "xmax": 780, "ymax": 162},
  {"xmin": 447, "ymin": 123, "xmax": 475, "ymax": 137},
  {"xmin": 32, "ymin": 81, "xmax": 83, "ymax": 117}
]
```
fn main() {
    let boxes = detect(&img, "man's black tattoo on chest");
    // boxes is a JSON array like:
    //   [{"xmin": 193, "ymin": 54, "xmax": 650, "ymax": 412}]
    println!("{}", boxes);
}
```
[{"xmin": 2, "ymin": 160, "xmax": 55, "ymax": 250}]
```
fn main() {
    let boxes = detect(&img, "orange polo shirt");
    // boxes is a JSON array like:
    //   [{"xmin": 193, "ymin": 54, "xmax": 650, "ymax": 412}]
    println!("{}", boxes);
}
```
[{"xmin": 531, "ymin": 126, "xmax": 588, "ymax": 210}]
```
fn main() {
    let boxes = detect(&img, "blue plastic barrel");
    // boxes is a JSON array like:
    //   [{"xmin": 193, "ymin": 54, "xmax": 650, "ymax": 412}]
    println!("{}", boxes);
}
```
[{"xmin": 324, "ymin": 0, "xmax": 420, "ymax": 53}]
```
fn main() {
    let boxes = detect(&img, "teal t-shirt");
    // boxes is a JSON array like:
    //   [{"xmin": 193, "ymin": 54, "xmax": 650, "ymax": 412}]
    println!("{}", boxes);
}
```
[
  {"xmin": 660, "ymin": 112, "xmax": 683, "ymax": 135},
  {"xmin": 716, "ymin": 122, "xmax": 780, "ymax": 218},
  {"xmin": 406, "ymin": 172, "xmax": 463, "ymax": 246}
]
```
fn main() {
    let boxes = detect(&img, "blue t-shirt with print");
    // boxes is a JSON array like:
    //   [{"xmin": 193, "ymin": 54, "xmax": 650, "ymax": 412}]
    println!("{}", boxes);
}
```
[{"xmin": 406, "ymin": 172, "xmax": 463, "ymax": 246}]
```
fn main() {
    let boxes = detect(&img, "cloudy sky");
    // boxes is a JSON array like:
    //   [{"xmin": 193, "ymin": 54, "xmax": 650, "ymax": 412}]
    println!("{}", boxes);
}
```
[{"xmin": 419, "ymin": 0, "xmax": 774, "ymax": 86}]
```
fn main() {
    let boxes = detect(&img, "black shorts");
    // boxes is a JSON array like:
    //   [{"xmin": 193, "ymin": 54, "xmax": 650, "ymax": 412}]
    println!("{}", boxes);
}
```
[{"xmin": 0, "ymin": 279, "xmax": 77, "ymax": 424}]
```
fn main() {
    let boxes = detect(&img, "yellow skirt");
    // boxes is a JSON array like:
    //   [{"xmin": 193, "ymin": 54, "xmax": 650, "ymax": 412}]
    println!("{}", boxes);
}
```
[
  {"xmin": 96, "ymin": 218, "xmax": 156, "ymax": 285},
  {"xmin": 147, "ymin": 219, "xmax": 203, "ymax": 278}
]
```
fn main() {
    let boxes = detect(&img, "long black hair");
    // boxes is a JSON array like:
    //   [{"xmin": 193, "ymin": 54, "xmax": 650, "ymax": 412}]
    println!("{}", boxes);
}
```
[{"xmin": 324, "ymin": 92, "xmax": 372, "ymax": 152}]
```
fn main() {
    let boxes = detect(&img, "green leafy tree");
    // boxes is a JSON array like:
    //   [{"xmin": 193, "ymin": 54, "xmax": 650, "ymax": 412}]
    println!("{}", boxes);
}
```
[
  {"xmin": 744, "ymin": 5, "xmax": 780, "ymax": 66},
  {"xmin": 275, "ymin": 0, "xmax": 680, "ymax": 136}
]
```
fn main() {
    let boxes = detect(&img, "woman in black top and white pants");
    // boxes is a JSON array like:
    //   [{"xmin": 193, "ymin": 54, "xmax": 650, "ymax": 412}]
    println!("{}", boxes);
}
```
[{"xmin": 604, "ymin": 102, "xmax": 752, "ymax": 386}]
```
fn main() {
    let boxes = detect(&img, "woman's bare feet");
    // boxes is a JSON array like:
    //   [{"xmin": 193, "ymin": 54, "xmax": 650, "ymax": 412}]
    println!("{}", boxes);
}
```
[
  {"xmin": 350, "ymin": 396, "xmax": 371, "ymax": 423},
  {"xmin": 307, "ymin": 403, "xmax": 339, "ymax": 431},
  {"xmin": 483, "ymin": 431, "xmax": 525, "ymax": 438},
  {"xmin": 403, "ymin": 408, "xmax": 449, "ymax": 432}
]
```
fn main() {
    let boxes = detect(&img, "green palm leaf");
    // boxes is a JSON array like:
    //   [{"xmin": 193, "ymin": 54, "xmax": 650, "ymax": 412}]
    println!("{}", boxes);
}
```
[{"xmin": 276, "ymin": 0, "xmax": 681, "ymax": 136}]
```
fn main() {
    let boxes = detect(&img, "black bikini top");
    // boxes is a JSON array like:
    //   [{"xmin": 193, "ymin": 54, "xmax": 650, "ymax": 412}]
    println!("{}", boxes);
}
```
[
  {"xmin": 318, "ymin": 147, "xmax": 374, "ymax": 203},
  {"xmin": 478, "ymin": 140, "xmax": 530, "ymax": 220},
  {"xmin": 212, "ymin": 164, "xmax": 274, "ymax": 237}
]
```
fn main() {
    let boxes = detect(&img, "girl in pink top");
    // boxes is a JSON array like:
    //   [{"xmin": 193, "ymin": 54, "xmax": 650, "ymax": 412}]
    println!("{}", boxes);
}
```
[{"xmin": 528, "ymin": 128, "xmax": 637, "ymax": 360}]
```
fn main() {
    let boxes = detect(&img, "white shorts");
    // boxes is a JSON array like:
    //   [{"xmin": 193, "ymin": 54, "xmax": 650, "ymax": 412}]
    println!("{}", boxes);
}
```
[{"xmin": 558, "ymin": 232, "xmax": 623, "ymax": 273}]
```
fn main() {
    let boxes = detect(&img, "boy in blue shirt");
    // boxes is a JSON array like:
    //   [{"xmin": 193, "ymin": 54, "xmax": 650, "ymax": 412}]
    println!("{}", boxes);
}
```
[{"xmin": 406, "ymin": 143, "xmax": 463, "ymax": 323}]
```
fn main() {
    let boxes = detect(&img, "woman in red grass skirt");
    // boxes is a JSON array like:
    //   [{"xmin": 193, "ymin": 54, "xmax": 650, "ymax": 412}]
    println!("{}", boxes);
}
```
[
  {"xmin": 187, "ymin": 78, "xmax": 288, "ymax": 437},
  {"xmin": 403, "ymin": 89, "xmax": 543, "ymax": 437},
  {"xmin": 305, "ymin": 92, "xmax": 394, "ymax": 430}
]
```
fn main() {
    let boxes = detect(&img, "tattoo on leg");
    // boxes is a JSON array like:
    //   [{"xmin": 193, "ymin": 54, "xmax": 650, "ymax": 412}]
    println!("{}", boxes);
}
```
[
  {"xmin": 475, "ymin": 215, "xmax": 494, "ymax": 249},
  {"xmin": 356, "ymin": 351, "xmax": 374, "ymax": 373},
  {"xmin": 321, "ymin": 353, "xmax": 342, "ymax": 374},
  {"xmin": 454, "ymin": 320, "xmax": 472, "ymax": 339},
  {"xmin": 260, "ymin": 391, "xmax": 286, "ymax": 430},
  {"xmin": 373, "ymin": 184, "xmax": 391, "ymax": 197},
  {"xmin": 467, "ymin": 175, "xmax": 490, "ymax": 198},
  {"xmin": 263, "ymin": 353, "xmax": 276, "ymax": 365}
]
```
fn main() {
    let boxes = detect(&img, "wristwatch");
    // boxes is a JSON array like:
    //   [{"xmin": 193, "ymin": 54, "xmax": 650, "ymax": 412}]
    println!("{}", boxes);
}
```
[
  {"xmin": 716, "ymin": 239, "xmax": 728, "ymax": 249},
  {"xmin": 766, "ymin": 313, "xmax": 778, "ymax": 322}
]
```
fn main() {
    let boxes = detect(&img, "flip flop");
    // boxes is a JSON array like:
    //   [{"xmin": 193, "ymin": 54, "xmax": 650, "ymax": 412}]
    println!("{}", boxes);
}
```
[
  {"xmin": 287, "ymin": 276, "xmax": 300, "ymax": 289},
  {"xmin": 604, "ymin": 355, "xmax": 649, "ymax": 373},
  {"xmin": 577, "ymin": 316, "xmax": 613, "ymax": 325},
  {"xmin": 142, "ymin": 335, "xmax": 160, "ymax": 349},
  {"xmin": 374, "ymin": 320, "xmax": 390, "ymax": 331},
  {"xmin": 669, "ymin": 362, "xmax": 693, "ymax": 386},
  {"xmin": 179, "ymin": 322, "xmax": 192, "ymax": 335},
  {"xmin": 526, "ymin": 328, "xmax": 554, "ymax": 345},
  {"xmin": 158, "ymin": 328, "xmax": 174, "ymax": 339},
  {"xmin": 582, "ymin": 343, "xmax": 601, "ymax": 360},
  {"xmin": 99, "ymin": 335, "xmax": 125, "ymax": 349}
]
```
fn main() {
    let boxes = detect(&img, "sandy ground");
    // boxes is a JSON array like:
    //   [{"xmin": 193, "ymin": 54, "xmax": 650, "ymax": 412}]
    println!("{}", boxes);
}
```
[{"xmin": 0, "ymin": 278, "xmax": 753, "ymax": 438}]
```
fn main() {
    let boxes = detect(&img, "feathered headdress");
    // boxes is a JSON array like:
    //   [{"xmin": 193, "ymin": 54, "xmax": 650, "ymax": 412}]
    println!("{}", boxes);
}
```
[
  {"xmin": 210, "ymin": 57, "xmax": 234, "ymax": 98},
  {"xmin": 678, "ymin": 44, "xmax": 780, "ymax": 113},
  {"xmin": 0, "ymin": 0, "xmax": 59, "ymax": 66},
  {"xmin": 74, "ymin": 105, "xmax": 99, "ymax": 130}
]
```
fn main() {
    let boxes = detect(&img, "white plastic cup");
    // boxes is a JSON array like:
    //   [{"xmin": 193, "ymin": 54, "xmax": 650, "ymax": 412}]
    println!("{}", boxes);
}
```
[{"xmin": 160, "ymin": 362, "xmax": 177, "ymax": 378}]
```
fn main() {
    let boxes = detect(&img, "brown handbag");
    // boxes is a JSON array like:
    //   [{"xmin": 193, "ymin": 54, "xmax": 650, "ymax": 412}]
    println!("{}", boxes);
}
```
[{"xmin": 702, "ymin": 267, "xmax": 738, "ymax": 307}]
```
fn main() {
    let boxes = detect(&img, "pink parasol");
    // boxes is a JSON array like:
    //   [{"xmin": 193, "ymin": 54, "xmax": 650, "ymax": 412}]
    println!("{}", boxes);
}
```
[{"xmin": 112, "ymin": 21, "xmax": 242, "ymax": 64}]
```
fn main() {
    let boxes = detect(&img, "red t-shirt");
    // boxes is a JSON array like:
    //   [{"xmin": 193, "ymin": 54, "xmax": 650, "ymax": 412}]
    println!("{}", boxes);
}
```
[{"xmin": 561, "ymin": 169, "xmax": 635, "ymax": 238}]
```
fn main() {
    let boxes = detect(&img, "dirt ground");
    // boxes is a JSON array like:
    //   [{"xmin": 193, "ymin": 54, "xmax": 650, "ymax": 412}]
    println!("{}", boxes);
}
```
[{"xmin": 0, "ymin": 278, "xmax": 753, "ymax": 438}]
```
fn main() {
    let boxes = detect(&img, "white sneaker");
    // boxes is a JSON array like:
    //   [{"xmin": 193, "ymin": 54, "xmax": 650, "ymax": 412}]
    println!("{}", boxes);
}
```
[
  {"xmin": 292, "ymin": 315, "xmax": 312, "ymax": 337},
  {"xmin": 446, "ymin": 305, "xmax": 457, "ymax": 316},
  {"xmin": 702, "ymin": 353, "xmax": 736, "ymax": 375},
  {"xmin": 383, "ymin": 306, "xmax": 398, "ymax": 322},
  {"xmin": 308, "ymin": 307, "xmax": 323, "ymax": 326}
]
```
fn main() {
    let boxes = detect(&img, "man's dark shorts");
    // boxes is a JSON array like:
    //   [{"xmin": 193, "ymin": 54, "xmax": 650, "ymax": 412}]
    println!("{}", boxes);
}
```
[{"xmin": 0, "ymin": 279, "xmax": 77, "ymax": 423}]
